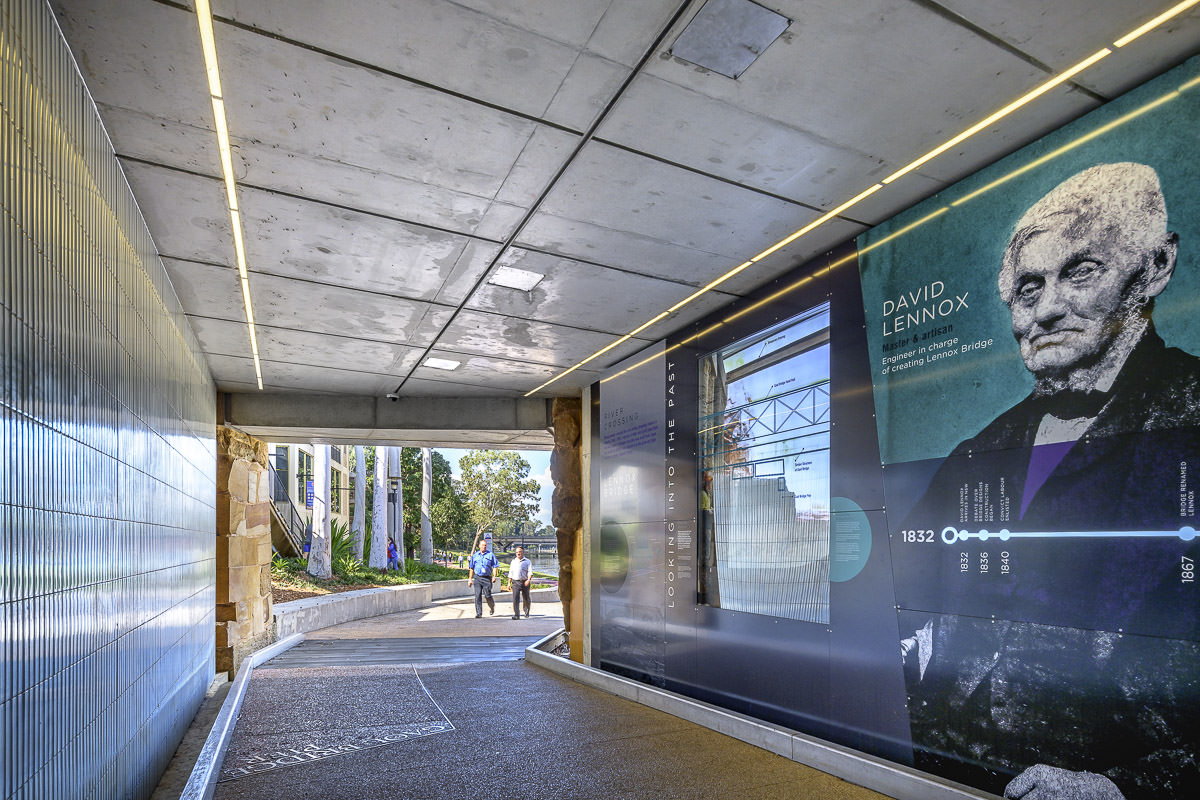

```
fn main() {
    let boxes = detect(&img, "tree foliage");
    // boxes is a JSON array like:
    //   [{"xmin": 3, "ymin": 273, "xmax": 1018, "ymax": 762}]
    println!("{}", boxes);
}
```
[
  {"xmin": 457, "ymin": 450, "xmax": 541, "ymax": 551},
  {"xmin": 346, "ymin": 448, "xmax": 535, "ymax": 554},
  {"xmin": 430, "ymin": 480, "xmax": 473, "ymax": 549},
  {"xmin": 399, "ymin": 449, "xmax": 460, "ymax": 552}
]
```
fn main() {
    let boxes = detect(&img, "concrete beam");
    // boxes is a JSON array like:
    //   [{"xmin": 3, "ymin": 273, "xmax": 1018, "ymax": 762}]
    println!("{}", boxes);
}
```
[{"xmin": 221, "ymin": 392, "xmax": 555, "ymax": 449}]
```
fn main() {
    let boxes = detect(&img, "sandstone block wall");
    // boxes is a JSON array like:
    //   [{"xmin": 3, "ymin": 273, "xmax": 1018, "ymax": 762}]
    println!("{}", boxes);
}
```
[
  {"xmin": 551, "ymin": 397, "xmax": 583, "ymax": 660},
  {"xmin": 216, "ymin": 426, "xmax": 275, "ymax": 676}
]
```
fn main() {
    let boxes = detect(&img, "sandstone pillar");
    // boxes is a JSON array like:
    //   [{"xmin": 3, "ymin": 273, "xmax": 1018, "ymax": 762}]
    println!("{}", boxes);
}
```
[
  {"xmin": 216, "ymin": 426, "xmax": 274, "ymax": 677},
  {"xmin": 550, "ymin": 397, "xmax": 583, "ymax": 659}
]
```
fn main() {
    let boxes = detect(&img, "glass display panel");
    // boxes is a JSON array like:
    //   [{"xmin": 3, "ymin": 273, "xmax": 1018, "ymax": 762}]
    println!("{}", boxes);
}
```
[{"xmin": 698, "ymin": 303, "xmax": 831, "ymax": 623}]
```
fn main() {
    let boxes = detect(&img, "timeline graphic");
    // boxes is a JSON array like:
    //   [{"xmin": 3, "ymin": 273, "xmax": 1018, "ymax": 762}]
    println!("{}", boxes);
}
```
[{"xmin": 940, "ymin": 526, "xmax": 1198, "ymax": 545}]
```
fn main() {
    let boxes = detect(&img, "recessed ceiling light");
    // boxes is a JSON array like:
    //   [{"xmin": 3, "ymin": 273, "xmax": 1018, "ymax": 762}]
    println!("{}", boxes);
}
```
[
  {"xmin": 488, "ymin": 266, "xmax": 544, "ymax": 292},
  {"xmin": 424, "ymin": 357, "xmax": 461, "ymax": 371}
]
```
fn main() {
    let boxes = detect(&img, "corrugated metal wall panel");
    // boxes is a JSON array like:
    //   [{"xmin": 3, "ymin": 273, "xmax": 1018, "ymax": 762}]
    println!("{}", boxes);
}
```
[{"xmin": 0, "ymin": 1, "xmax": 217, "ymax": 797}]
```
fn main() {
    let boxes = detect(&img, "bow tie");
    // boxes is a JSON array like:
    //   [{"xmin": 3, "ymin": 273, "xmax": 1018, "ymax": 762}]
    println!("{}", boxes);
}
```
[{"xmin": 1034, "ymin": 389, "xmax": 1113, "ymax": 420}]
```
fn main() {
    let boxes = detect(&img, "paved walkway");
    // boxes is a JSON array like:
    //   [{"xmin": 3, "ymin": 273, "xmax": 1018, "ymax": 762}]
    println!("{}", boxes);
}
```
[
  {"xmin": 302, "ymin": 593, "xmax": 566, "ymax": 640},
  {"xmin": 212, "ymin": 597, "xmax": 892, "ymax": 800}
]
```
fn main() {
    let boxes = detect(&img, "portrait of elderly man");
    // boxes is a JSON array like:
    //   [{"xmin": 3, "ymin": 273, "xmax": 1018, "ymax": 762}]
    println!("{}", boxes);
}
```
[
  {"xmin": 955, "ymin": 161, "xmax": 1200, "ymax": 527},
  {"xmin": 899, "ymin": 163, "xmax": 1200, "ymax": 800}
]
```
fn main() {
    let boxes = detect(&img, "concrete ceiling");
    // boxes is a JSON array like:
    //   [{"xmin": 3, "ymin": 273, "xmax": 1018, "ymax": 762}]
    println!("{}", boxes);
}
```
[{"xmin": 51, "ymin": 0, "xmax": 1200, "ymax": 409}]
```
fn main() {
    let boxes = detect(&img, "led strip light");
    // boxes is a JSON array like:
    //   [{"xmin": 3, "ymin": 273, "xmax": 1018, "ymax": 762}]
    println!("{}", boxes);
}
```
[
  {"xmin": 195, "ymin": 0, "xmax": 263, "ymax": 390},
  {"xmin": 600, "ymin": 65, "xmax": 1200, "ymax": 388},
  {"xmin": 526, "ymin": 0, "xmax": 1200, "ymax": 396}
]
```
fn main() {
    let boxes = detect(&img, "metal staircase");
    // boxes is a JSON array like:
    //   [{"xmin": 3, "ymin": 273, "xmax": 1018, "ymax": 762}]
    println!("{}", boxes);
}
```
[{"xmin": 268, "ymin": 461, "xmax": 308, "ymax": 557}]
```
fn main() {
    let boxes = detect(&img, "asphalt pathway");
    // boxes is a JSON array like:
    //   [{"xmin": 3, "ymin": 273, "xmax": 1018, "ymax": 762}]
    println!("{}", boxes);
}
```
[{"xmin": 213, "ymin": 597, "xmax": 892, "ymax": 800}]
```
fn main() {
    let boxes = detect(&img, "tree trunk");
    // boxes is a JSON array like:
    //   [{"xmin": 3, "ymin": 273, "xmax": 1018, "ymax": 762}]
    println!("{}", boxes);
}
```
[
  {"xmin": 307, "ymin": 444, "xmax": 333, "ymax": 579},
  {"xmin": 369, "ymin": 446, "xmax": 388, "ymax": 568},
  {"xmin": 420, "ymin": 447, "xmax": 434, "ymax": 563},
  {"xmin": 352, "ymin": 445, "xmax": 366, "ymax": 561},
  {"xmin": 389, "ymin": 446, "xmax": 403, "ymax": 563}
]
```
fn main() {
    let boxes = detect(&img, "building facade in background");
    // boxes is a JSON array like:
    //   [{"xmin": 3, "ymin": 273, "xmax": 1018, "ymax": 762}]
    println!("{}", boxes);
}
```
[{"xmin": 267, "ymin": 443, "xmax": 354, "ymax": 530}]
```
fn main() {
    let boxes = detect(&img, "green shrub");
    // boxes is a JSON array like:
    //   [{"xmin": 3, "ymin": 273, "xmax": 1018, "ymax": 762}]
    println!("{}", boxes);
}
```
[
  {"xmin": 330, "ymin": 518, "xmax": 354, "ymax": 563},
  {"xmin": 333, "ymin": 553, "xmax": 362, "ymax": 575}
]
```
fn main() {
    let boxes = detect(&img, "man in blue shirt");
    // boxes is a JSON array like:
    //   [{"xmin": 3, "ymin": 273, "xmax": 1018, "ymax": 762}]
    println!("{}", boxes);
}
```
[{"xmin": 467, "ymin": 538, "xmax": 500, "ymax": 618}]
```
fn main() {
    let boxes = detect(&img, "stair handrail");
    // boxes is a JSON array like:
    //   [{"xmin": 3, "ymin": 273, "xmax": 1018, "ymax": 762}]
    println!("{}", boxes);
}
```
[{"xmin": 267, "ymin": 460, "xmax": 308, "ymax": 555}]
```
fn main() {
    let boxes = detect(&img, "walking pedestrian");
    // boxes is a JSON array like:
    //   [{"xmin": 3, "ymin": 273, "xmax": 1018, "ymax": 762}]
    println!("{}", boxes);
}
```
[
  {"xmin": 509, "ymin": 546, "xmax": 533, "ymax": 619},
  {"xmin": 467, "ymin": 539, "xmax": 499, "ymax": 618}
]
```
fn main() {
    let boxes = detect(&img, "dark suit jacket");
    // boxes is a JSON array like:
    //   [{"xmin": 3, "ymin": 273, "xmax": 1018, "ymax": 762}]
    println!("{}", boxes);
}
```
[
  {"xmin": 902, "ymin": 327, "xmax": 1200, "ymax": 798},
  {"xmin": 905, "ymin": 327, "xmax": 1200, "ymax": 638},
  {"xmin": 943, "ymin": 326, "xmax": 1200, "ymax": 532}
]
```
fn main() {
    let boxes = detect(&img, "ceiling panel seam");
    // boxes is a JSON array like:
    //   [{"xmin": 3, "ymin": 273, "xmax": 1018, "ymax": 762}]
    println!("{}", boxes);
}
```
[
  {"xmin": 408, "ymin": 342, "xmax": 652, "ymax": 371},
  {"xmin": 184, "ymin": 313, "xmax": 421, "ymax": 348},
  {"xmin": 590, "ymin": 136, "xmax": 871, "ymax": 226},
  {"xmin": 149, "ymin": 171, "xmax": 740, "ymax": 290},
  {"xmin": 202, "ymin": 335, "xmax": 638, "ymax": 375},
  {"xmin": 392, "ymin": 0, "xmax": 698, "ymax": 396},
  {"xmin": 115, "ymin": 155, "xmax": 509, "ymax": 245},
  {"xmin": 906, "ymin": 0, "xmax": 1108, "ymax": 103},
  {"xmin": 199, "ymin": 4, "xmax": 583, "ymax": 136},
  {"xmin": 182, "ymin": 275, "xmax": 666, "ymax": 341},
  {"xmin": 531, "ymin": 0, "xmax": 611, "ymax": 120},
  {"xmin": 167, "ymin": 255, "xmax": 463, "ymax": 305},
  {"xmin": 123, "ymin": 159, "xmax": 763, "ymax": 296},
  {"xmin": 214, "ymin": 353, "xmax": 406, "ymax": 379},
  {"xmin": 121, "ymin": 127, "xmax": 852, "ymax": 241},
  {"xmin": 497, "ymin": 243, "xmax": 745, "ymax": 294},
  {"xmin": 184, "ymin": 315, "xmax": 653, "ymax": 377}
]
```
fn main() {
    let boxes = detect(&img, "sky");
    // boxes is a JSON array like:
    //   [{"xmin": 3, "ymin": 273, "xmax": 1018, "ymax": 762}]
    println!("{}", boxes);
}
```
[{"xmin": 436, "ymin": 448, "xmax": 554, "ymax": 527}]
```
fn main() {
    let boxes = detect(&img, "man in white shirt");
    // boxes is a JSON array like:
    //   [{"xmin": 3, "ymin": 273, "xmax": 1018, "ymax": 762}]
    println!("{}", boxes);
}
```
[{"xmin": 508, "ymin": 546, "xmax": 533, "ymax": 619}]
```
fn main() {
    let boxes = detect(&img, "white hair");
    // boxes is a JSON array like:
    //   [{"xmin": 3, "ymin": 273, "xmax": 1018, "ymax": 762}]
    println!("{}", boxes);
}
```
[{"xmin": 998, "ymin": 163, "xmax": 1168, "ymax": 303}]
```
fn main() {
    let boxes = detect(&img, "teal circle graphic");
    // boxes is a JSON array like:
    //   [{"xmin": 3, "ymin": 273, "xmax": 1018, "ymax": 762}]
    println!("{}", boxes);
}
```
[{"xmin": 829, "ymin": 497, "xmax": 872, "ymax": 583}]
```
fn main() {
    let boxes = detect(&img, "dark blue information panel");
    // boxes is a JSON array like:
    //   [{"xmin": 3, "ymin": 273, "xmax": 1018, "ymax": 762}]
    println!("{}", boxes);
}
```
[{"xmin": 592, "ymin": 56, "xmax": 1200, "ymax": 800}]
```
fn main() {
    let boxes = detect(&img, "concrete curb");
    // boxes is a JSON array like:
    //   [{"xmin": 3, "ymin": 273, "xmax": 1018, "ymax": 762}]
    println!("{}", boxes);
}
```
[
  {"xmin": 274, "ymin": 583, "xmax": 559, "ymax": 638},
  {"xmin": 180, "ymin": 634, "xmax": 306, "ymax": 800},
  {"xmin": 273, "ymin": 582, "xmax": 465, "ymax": 638},
  {"xmin": 526, "ymin": 631, "xmax": 997, "ymax": 800}
]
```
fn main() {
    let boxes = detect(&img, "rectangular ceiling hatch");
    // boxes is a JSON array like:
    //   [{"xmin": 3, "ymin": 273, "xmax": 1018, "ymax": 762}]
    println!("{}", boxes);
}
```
[{"xmin": 670, "ymin": 0, "xmax": 790, "ymax": 79}]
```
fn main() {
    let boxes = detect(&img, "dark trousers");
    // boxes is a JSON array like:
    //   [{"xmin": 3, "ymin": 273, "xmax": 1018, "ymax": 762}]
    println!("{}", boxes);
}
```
[
  {"xmin": 512, "ymin": 578, "xmax": 531, "ymax": 617},
  {"xmin": 473, "ymin": 575, "xmax": 494, "ymax": 615}
]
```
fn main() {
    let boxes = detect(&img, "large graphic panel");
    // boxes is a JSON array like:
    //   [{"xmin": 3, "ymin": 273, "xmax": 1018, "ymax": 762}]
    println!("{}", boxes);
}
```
[
  {"xmin": 861, "ymin": 57, "xmax": 1200, "ymax": 800},
  {"xmin": 593, "ymin": 343, "xmax": 668, "ymax": 684},
  {"xmin": 599, "ymin": 343, "xmax": 667, "ymax": 526},
  {"xmin": 590, "ymin": 54, "xmax": 1200, "ymax": 800},
  {"xmin": 899, "ymin": 611, "xmax": 1200, "ymax": 798},
  {"xmin": 862, "ymin": 58, "xmax": 1200, "ymax": 468},
  {"xmin": 860, "ymin": 56, "xmax": 1200, "ymax": 630}
]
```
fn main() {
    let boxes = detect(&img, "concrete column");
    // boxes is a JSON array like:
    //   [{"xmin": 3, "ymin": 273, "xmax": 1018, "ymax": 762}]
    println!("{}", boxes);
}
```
[
  {"xmin": 215, "ymin": 426, "xmax": 274, "ymax": 677},
  {"xmin": 550, "ymin": 397, "xmax": 583, "ymax": 660},
  {"xmin": 352, "ymin": 446, "xmax": 367, "ymax": 560},
  {"xmin": 370, "ymin": 446, "xmax": 388, "ymax": 568},
  {"xmin": 420, "ymin": 447, "xmax": 433, "ymax": 563},
  {"xmin": 308, "ymin": 444, "xmax": 332, "ymax": 578}
]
